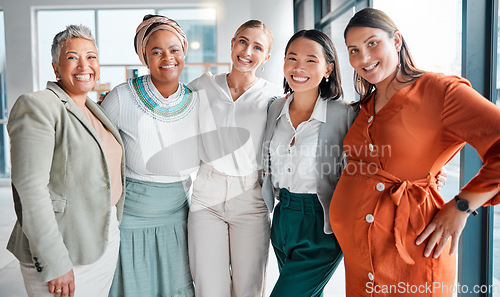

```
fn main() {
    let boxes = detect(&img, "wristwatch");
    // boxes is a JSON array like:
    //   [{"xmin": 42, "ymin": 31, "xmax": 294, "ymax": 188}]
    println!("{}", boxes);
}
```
[{"xmin": 454, "ymin": 195, "xmax": 478, "ymax": 216}]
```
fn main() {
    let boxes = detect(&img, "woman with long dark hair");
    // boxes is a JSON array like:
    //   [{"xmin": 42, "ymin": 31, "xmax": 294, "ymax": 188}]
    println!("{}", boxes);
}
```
[{"xmin": 330, "ymin": 8, "xmax": 500, "ymax": 296}]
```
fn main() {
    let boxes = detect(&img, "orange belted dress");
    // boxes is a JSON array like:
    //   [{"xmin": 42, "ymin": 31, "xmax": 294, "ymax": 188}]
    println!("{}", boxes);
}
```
[{"xmin": 330, "ymin": 72, "xmax": 500, "ymax": 296}]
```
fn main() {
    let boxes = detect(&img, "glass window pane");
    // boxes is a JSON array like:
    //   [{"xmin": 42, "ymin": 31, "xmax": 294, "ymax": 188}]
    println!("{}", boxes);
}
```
[
  {"xmin": 182, "ymin": 65, "xmax": 207, "ymax": 84},
  {"xmin": 373, "ymin": 0, "xmax": 462, "ymax": 75},
  {"xmin": 99, "ymin": 66, "xmax": 126, "ymax": 92},
  {"xmin": 97, "ymin": 9, "xmax": 154, "ymax": 65},
  {"xmin": 323, "ymin": 7, "xmax": 356, "ymax": 104},
  {"xmin": 324, "ymin": 0, "xmax": 351, "ymax": 17},
  {"xmin": 296, "ymin": 0, "xmax": 315, "ymax": 30},
  {"xmin": 37, "ymin": 10, "xmax": 95, "ymax": 90},
  {"xmin": 99, "ymin": 65, "xmax": 148, "ymax": 91}
]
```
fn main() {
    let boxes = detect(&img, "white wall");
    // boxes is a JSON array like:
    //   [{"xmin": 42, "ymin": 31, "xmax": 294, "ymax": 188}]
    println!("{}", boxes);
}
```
[{"xmin": 0, "ymin": 0, "xmax": 293, "ymax": 110}]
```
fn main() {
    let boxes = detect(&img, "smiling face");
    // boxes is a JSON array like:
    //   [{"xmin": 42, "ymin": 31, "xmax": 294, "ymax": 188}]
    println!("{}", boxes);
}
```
[
  {"xmin": 345, "ymin": 26, "xmax": 401, "ymax": 87},
  {"xmin": 145, "ymin": 29, "xmax": 185, "ymax": 87},
  {"xmin": 230, "ymin": 27, "xmax": 271, "ymax": 74},
  {"xmin": 283, "ymin": 37, "xmax": 333, "ymax": 97},
  {"xmin": 52, "ymin": 37, "xmax": 99, "ymax": 101}
]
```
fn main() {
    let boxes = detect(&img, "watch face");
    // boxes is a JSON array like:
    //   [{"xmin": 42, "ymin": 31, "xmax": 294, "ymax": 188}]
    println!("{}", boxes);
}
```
[{"xmin": 456, "ymin": 199, "xmax": 469, "ymax": 212}]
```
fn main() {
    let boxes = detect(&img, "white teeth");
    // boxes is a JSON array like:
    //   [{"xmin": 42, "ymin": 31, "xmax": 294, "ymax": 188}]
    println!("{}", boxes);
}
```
[
  {"xmin": 74, "ymin": 74, "xmax": 90, "ymax": 80},
  {"xmin": 161, "ymin": 64, "xmax": 175, "ymax": 69},
  {"xmin": 239, "ymin": 57, "xmax": 251, "ymax": 63},
  {"xmin": 364, "ymin": 63, "xmax": 378, "ymax": 71},
  {"xmin": 293, "ymin": 76, "xmax": 308, "ymax": 82}
]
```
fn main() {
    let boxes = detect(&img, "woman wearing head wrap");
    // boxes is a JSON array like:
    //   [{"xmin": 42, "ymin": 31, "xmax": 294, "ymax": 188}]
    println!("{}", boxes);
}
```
[{"xmin": 101, "ymin": 15, "xmax": 198, "ymax": 297}]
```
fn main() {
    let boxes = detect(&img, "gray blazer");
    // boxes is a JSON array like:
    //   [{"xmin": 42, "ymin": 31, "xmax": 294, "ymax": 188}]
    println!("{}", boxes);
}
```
[
  {"xmin": 262, "ymin": 96, "xmax": 358, "ymax": 234},
  {"xmin": 6, "ymin": 82, "xmax": 126, "ymax": 282}
]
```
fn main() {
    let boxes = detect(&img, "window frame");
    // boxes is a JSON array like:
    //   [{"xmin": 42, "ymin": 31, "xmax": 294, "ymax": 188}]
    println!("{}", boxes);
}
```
[{"xmin": 34, "ymin": 6, "xmax": 219, "ymax": 92}]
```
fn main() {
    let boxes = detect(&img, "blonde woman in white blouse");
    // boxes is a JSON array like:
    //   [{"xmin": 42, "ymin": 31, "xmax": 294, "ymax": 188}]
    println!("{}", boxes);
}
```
[{"xmin": 187, "ymin": 20, "xmax": 282, "ymax": 297}]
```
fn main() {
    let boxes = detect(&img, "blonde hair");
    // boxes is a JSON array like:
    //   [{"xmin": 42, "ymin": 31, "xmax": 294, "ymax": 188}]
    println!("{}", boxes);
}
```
[{"xmin": 233, "ymin": 20, "xmax": 274, "ymax": 53}]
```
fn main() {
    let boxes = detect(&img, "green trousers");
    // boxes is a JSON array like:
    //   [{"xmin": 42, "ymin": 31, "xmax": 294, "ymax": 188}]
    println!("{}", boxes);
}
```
[{"xmin": 270, "ymin": 188, "xmax": 343, "ymax": 297}]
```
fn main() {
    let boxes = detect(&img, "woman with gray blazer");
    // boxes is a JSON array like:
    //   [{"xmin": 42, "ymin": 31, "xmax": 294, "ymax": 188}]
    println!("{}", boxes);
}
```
[
  {"xmin": 6, "ymin": 25, "xmax": 125, "ymax": 297},
  {"xmin": 261, "ymin": 29, "xmax": 356, "ymax": 297}
]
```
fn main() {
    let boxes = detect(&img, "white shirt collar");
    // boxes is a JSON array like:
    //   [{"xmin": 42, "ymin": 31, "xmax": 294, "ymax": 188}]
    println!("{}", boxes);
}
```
[{"xmin": 277, "ymin": 93, "xmax": 327, "ymax": 123}]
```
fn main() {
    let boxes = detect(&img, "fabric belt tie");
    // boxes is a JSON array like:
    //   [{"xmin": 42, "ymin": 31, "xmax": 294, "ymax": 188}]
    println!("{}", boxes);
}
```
[
  {"xmin": 389, "ymin": 176, "xmax": 430, "ymax": 265},
  {"xmin": 368, "ymin": 164, "xmax": 435, "ymax": 265}
]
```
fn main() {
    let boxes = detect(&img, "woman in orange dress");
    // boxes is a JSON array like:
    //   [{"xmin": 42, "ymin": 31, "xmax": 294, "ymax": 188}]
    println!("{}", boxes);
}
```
[{"xmin": 330, "ymin": 8, "xmax": 500, "ymax": 296}]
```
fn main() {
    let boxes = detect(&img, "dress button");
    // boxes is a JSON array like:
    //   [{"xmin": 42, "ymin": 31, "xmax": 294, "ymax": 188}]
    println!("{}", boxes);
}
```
[
  {"xmin": 366, "ymin": 214, "xmax": 374, "ymax": 223},
  {"xmin": 376, "ymin": 183, "xmax": 385, "ymax": 191},
  {"xmin": 368, "ymin": 272, "xmax": 374, "ymax": 281},
  {"xmin": 287, "ymin": 168, "xmax": 291, "ymax": 172},
  {"xmin": 37, "ymin": 267, "xmax": 43, "ymax": 272},
  {"xmin": 368, "ymin": 116, "xmax": 373, "ymax": 123},
  {"xmin": 368, "ymin": 143, "xmax": 374, "ymax": 151}
]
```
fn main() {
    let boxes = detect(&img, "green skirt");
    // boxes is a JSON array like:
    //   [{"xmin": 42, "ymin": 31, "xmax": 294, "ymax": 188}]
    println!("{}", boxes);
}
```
[{"xmin": 109, "ymin": 178, "xmax": 194, "ymax": 297}]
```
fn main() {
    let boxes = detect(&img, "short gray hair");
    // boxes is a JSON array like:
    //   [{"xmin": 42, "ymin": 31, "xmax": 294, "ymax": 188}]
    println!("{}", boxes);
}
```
[{"xmin": 51, "ymin": 25, "xmax": 97, "ymax": 63}]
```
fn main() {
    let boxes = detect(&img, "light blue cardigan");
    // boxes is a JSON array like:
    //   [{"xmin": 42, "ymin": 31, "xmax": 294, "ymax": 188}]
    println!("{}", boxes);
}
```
[{"xmin": 261, "ymin": 95, "xmax": 358, "ymax": 234}]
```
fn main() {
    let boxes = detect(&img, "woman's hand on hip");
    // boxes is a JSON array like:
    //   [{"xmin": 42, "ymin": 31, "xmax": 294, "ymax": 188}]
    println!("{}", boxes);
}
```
[
  {"xmin": 415, "ymin": 200, "xmax": 468, "ymax": 258},
  {"xmin": 435, "ymin": 167, "xmax": 447, "ymax": 191},
  {"xmin": 48, "ymin": 269, "xmax": 75, "ymax": 297}
]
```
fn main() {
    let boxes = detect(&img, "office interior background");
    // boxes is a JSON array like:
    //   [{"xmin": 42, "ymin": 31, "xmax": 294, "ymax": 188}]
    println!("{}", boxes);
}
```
[{"xmin": 0, "ymin": 0, "xmax": 498, "ymax": 296}]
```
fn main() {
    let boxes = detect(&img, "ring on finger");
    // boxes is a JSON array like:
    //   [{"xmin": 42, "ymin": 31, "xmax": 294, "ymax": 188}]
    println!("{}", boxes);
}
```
[{"xmin": 56, "ymin": 289, "xmax": 62, "ymax": 293}]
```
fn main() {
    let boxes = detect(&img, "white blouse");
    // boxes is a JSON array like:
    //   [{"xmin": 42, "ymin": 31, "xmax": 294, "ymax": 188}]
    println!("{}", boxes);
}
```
[
  {"xmin": 101, "ymin": 75, "xmax": 200, "ymax": 183},
  {"xmin": 188, "ymin": 73, "xmax": 282, "ymax": 176},
  {"xmin": 269, "ymin": 94, "xmax": 327, "ymax": 194}
]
